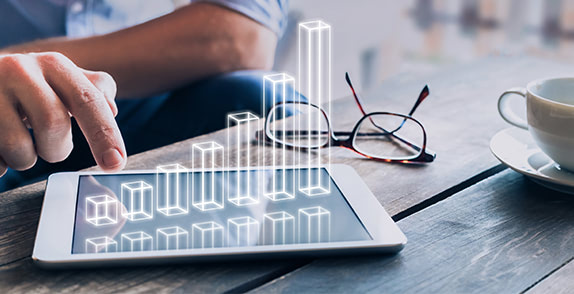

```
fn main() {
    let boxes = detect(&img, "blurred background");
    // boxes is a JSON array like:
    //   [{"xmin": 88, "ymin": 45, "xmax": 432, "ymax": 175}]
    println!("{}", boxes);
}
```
[{"xmin": 274, "ymin": 0, "xmax": 574, "ymax": 100}]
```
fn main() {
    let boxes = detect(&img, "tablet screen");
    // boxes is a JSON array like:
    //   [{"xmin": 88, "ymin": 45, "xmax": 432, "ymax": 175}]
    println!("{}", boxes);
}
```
[{"xmin": 72, "ymin": 168, "xmax": 372, "ymax": 254}]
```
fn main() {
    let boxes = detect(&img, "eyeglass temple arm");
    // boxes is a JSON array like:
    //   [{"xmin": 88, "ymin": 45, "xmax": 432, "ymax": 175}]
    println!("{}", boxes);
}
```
[
  {"xmin": 407, "ymin": 85, "xmax": 430, "ymax": 116},
  {"xmin": 394, "ymin": 84, "xmax": 430, "ymax": 131},
  {"xmin": 346, "ymin": 72, "xmax": 392, "ymax": 136},
  {"xmin": 346, "ymin": 72, "xmax": 430, "ymax": 117},
  {"xmin": 345, "ymin": 72, "xmax": 370, "ymax": 117}
]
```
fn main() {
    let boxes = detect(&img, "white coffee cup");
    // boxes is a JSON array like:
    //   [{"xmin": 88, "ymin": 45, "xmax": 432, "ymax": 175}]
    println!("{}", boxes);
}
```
[{"xmin": 498, "ymin": 77, "xmax": 574, "ymax": 171}]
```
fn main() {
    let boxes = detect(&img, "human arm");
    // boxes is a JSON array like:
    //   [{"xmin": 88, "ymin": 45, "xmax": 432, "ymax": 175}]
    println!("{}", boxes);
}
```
[
  {"xmin": 1, "ymin": 3, "xmax": 278, "ymax": 98},
  {"xmin": 0, "ymin": 2, "xmax": 280, "ymax": 176}
]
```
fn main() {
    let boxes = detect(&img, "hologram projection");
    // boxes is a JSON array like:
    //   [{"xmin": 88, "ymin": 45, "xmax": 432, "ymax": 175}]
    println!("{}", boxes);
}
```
[
  {"xmin": 298, "ymin": 20, "xmax": 332, "ymax": 196},
  {"xmin": 262, "ymin": 73, "xmax": 297, "ymax": 201},
  {"xmin": 192, "ymin": 221, "xmax": 225, "ymax": 249},
  {"xmin": 85, "ymin": 194, "xmax": 119, "ymax": 226},
  {"xmin": 192, "ymin": 141, "xmax": 225, "ymax": 211},
  {"xmin": 298, "ymin": 206, "xmax": 331, "ymax": 243},
  {"xmin": 121, "ymin": 181, "xmax": 153, "ymax": 221},
  {"xmin": 121, "ymin": 231, "xmax": 153, "ymax": 252},
  {"xmin": 156, "ymin": 164, "xmax": 189, "ymax": 216},
  {"xmin": 227, "ymin": 112, "xmax": 261, "ymax": 206},
  {"xmin": 227, "ymin": 216, "xmax": 260, "ymax": 247},
  {"xmin": 85, "ymin": 236, "xmax": 117, "ymax": 253},
  {"xmin": 76, "ymin": 20, "xmax": 352, "ymax": 255},
  {"xmin": 263, "ymin": 211, "xmax": 295, "ymax": 245},
  {"xmin": 156, "ymin": 226, "xmax": 188, "ymax": 250}
]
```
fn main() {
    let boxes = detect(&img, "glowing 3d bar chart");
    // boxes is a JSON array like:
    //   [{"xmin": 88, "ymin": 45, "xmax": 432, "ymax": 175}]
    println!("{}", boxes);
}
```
[
  {"xmin": 85, "ymin": 194, "xmax": 119, "ymax": 226},
  {"xmin": 227, "ymin": 216, "xmax": 259, "ymax": 247},
  {"xmin": 263, "ymin": 211, "xmax": 295, "ymax": 245},
  {"xmin": 298, "ymin": 206, "xmax": 331, "ymax": 243},
  {"xmin": 156, "ymin": 164, "xmax": 189, "ymax": 216},
  {"xmin": 227, "ymin": 112, "xmax": 260, "ymax": 206},
  {"xmin": 156, "ymin": 226, "xmax": 188, "ymax": 250},
  {"xmin": 298, "ymin": 20, "xmax": 332, "ymax": 196},
  {"xmin": 121, "ymin": 181, "xmax": 153, "ymax": 221},
  {"xmin": 85, "ymin": 236, "xmax": 117, "ymax": 253},
  {"xmin": 191, "ymin": 221, "xmax": 224, "ymax": 249},
  {"xmin": 121, "ymin": 231, "xmax": 153, "ymax": 252},
  {"xmin": 262, "ymin": 73, "xmax": 296, "ymax": 201},
  {"xmin": 192, "ymin": 142, "xmax": 225, "ymax": 211}
]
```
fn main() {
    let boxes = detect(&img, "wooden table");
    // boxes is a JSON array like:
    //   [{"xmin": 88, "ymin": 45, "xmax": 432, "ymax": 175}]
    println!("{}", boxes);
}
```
[{"xmin": 1, "ymin": 57, "xmax": 573, "ymax": 293}]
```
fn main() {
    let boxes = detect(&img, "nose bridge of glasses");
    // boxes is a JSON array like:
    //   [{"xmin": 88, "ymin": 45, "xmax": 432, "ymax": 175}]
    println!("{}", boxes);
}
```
[
  {"xmin": 263, "ymin": 101, "xmax": 335, "ymax": 149},
  {"xmin": 351, "ymin": 112, "xmax": 429, "ymax": 157}
]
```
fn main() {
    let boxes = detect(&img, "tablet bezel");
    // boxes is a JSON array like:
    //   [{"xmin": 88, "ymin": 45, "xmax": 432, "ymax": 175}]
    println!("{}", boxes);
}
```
[{"xmin": 33, "ymin": 164, "xmax": 407, "ymax": 268}]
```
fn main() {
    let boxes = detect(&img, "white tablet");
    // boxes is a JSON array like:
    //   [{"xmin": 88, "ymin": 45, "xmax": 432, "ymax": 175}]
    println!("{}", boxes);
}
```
[{"xmin": 33, "ymin": 164, "xmax": 406, "ymax": 268}]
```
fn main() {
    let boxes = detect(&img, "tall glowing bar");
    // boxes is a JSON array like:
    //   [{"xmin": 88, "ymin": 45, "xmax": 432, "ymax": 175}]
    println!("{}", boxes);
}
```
[
  {"xmin": 262, "ymin": 73, "xmax": 296, "ymax": 201},
  {"xmin": 298, "ymin": 20, "xmax": 332, "ymax": 196},
  {"xmin": 227, "ymin": 112, "xmax": 260, "ymax": 206},
  {"xmin": 192, "ymin": 142, "xmax": 225, "ymax": 211}
]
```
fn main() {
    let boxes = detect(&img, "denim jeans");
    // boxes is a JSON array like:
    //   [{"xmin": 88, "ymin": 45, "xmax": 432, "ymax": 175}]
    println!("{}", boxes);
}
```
[{"xmin": 0, "ymin": 70, "xmax": 299, "ymax": 192}]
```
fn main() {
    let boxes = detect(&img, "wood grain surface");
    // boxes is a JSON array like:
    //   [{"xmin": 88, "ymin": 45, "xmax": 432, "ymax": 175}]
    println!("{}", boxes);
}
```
[
  {"xmin": 1, "ymin": 56, "xmax": 573, "ymax": 292},
  {"xmin": 251, "ymin": 170, "xmax": 574, "ymax": 293}
]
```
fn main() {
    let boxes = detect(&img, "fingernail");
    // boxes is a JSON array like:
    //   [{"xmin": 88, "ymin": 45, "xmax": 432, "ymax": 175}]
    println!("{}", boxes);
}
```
[{"xmin": 102, "ymin": 148, "xmax": 123, "ymax": 169}]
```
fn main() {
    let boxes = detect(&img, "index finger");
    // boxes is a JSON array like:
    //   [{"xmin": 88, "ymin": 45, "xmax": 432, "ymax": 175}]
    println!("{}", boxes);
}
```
[{"xmin": 40, "ymin": 54, "xmax": 126, "ymax": 171}]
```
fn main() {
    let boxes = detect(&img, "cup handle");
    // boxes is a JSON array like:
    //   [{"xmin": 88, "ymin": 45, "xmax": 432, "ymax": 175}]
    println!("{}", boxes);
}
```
[{"xmin": 498, "ymin": 87, "xmax": 528, "ymax": 130}]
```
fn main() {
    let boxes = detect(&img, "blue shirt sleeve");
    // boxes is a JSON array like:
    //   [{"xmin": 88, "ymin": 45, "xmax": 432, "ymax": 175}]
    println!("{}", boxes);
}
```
[{"xmin": 191, "ymin": 0, "xmax": 289, "ymax": 37}]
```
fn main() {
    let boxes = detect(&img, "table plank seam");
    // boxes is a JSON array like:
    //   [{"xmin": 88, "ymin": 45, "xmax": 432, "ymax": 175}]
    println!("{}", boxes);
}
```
[
  {"xmin": 520, "ymin": 256, "xmax": 574, "ymax": 294},
  {"xmin": 392, "ymin": 164, "xmax": 507, "ymax": 221},
  {"xmin": 0, "ymin": 256, "xmax": 28, "ymax": 269},
  {"xmin": 222, "ymin": 260, "xmax": 310, "ymax": 294}
]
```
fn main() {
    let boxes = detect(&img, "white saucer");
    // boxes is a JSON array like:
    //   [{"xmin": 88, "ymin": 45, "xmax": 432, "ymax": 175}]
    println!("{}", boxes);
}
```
[{"xmin": 490, "ymin": 128, "xmax": 574, "ymax": 195}]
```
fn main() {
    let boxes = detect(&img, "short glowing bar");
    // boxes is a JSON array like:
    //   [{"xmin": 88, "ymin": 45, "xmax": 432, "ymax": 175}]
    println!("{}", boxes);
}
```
[
  {"xmin": 121, "ymin": 181, "xmax": 153, "ymax": 221},
  {"xmin": 121, "ymin": 231, "xmax": 153, "ymax": 252},
  {"xmin": 227, "ymin": 216, "xmax": 259, "ymax": 247},
  {"xmin": 156, "ymin": 226, "xmax": 188, "ymax": 250},
  {"xmin": 156, "ymin": 164, "xmax": 189, "ymax": 216},
  {"xmin": 191, "ymin": 221, "xmax": 224, "ymax": 249},
  {"xmin": 263, "ymin": 211, "xmax": 295, "ymax": 245},
  {"xmin": 85, "ymin": 194, "xmax": 118, "ymax": 226},
  {"xmin": 298, "ymin": 206, "xmax": 331, "ymax": 243},
  {"xmin": 85, "ymin": 236, "xmax": 117, "ymax": 253}
]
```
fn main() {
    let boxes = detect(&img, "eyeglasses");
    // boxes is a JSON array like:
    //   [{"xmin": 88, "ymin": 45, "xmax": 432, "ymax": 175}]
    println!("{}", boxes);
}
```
[{"xmin": 257, "ymin": 73, "xmax": 436, "ymax": 163}]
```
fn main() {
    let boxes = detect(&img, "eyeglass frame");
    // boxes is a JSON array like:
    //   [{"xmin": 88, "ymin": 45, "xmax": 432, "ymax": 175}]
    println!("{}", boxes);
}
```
[
  {"xmin": 260, "ymin": 101, "xmax": 435, "ymax": 163},
  {"xmin": 258, "ymin": 72, "xmax": 436, "ymax": 164}
]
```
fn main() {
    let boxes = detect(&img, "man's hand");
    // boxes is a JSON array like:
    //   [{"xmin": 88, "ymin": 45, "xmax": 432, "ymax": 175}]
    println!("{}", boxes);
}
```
[{"xmin": 0, "ymin": 52, "xmax": 126, "ymax": 177}]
